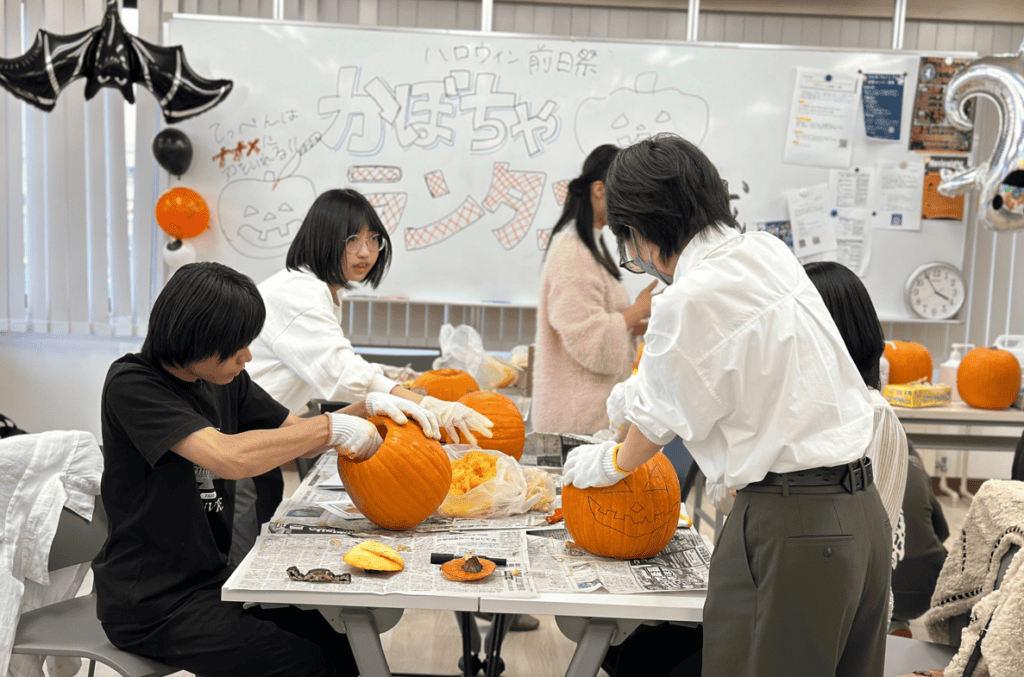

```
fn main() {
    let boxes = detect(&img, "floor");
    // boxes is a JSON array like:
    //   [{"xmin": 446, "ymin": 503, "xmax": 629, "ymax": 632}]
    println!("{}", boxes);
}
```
[{"xmin": 67, "ymin": 470, "xmax": 974, "ymax": 677}]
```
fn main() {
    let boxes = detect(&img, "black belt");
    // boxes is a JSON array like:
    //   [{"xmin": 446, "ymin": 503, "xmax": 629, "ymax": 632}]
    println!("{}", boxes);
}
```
[{"xmin": 742, "ymin": 457, "xmax": 873, "ymax": 496}]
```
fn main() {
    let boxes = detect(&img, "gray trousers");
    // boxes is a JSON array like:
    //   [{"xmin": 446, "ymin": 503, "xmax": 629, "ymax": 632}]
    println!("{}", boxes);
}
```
[{"xmin": 701, "ymin": 484, "xmax": 891, "ymax": 677}]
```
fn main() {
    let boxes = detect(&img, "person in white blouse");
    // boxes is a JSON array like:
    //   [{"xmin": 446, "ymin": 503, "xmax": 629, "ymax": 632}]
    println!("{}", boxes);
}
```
[
  {"xmin": 562, "ymin": 135, "xmax": 891, "ymax": 677},
  {"xmin": 244, "ymin": 189, "xmax": 493, "ymax": 531}
]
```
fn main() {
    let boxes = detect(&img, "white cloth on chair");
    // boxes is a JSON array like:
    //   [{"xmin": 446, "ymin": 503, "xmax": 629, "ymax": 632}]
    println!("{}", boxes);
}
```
[
  {"xmin": 923, "ymin": 479, "xmax": 1024, "ymax": 676},
  {"xmin": 0, "ymin": 431, "xmax": 104, "ymax": 677}
]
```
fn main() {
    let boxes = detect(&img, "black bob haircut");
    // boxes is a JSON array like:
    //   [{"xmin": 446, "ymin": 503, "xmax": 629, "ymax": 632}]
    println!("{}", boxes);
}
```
[
  {"xmin": 286, "ymin": 188, "xmax": 392, "ymax": 290},
  {"xmin": 142, "ymin": 262, "xmax": 266, "ymax": 368},
  {"xmin": 544, "ymin": 144, "xmax": 621, "ymax": 280},
  {"xmin": 804, "ymin": 260, "xmax": 885, "ymax": 390},
  {"xmin": 605, "ymin": 133, "xmax": 738, "ymax": 264}
]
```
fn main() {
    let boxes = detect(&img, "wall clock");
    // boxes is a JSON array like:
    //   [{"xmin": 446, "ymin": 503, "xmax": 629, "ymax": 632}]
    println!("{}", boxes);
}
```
[{"xmin": 904, "ymin": 261, "xmax": 966, "ymax": 320}]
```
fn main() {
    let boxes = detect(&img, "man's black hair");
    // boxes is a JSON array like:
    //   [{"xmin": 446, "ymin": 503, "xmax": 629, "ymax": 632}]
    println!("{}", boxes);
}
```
[
  {"xmin": 605, "ymin": 133, "xmax": 738, "ymax": 265},
  {"xmin": 141, "ymin": 262, "xmax": 265, "ymax": 368}
]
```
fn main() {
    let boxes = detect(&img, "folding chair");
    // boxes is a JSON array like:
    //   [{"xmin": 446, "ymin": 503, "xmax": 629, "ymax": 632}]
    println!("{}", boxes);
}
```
[{"xmin": 11, "ymin": 502, "xmax": 178, "ymax": 677}]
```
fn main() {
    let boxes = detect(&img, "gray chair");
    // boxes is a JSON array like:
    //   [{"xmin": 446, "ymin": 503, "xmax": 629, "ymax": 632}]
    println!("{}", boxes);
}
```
[{"xmin": 11, "ymin": 502, "xmax": 178, "ymax": 677}]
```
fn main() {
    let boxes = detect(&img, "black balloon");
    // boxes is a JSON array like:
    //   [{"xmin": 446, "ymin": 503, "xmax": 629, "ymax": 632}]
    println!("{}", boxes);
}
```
[
  {"xmin": 152, "ymin": 129, "xmax": 193, "ymax": 176},
  {"xmin": 0, "ymin": 0, "xmax": 232, "ymax": 123}
]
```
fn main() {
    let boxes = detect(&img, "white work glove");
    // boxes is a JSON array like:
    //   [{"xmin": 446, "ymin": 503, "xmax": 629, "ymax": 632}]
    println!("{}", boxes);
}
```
[
  {"xmin": 562, "ymin": 441, "xmax": 629, "ymax": 489},
  {"xmin": 364, "ymin": 392, "xmax": 441, "ymax": 440},
  {"xmin": 327, "ymin": 414, "xmax": 384, "ymax": 461},
  {"xmin": 420, "ymin": 396, "xmax": 494, "ymax": 445},
  {"xmin": 606, "ymin": 382, "xmax": 628, "ymax": 433}
]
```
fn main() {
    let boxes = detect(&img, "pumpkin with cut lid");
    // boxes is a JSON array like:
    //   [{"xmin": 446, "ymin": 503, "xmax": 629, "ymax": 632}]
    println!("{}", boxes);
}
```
[
  {"xmin": 337, "ymin": 416, "xmax": 452, "ymax": 530},
  {"xmin": 411, "ymin": 368, "xmax": 479, "ymax": 401}
]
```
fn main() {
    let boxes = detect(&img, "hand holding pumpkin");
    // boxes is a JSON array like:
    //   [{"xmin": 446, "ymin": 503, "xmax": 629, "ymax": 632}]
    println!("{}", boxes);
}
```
[
  {"xmin": 364, "ymin": 393, "xmax": 441, "ymax": 439},
  {"xmin": 326, "ymin": 414, "xmax": 383, "ymax": 460},
  {"xmin": 420, "ymin": 396, "xmax": 494, "ymax": 445},
  {"xmin": 563, "ymin": 441, "xmax": 629, "ymax": 489}
]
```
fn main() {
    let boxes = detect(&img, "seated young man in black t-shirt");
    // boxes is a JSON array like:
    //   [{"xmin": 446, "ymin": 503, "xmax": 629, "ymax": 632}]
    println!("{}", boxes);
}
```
[{"xmin": 93, "ymin": 262, "xmax": 438, "ymax": 677}]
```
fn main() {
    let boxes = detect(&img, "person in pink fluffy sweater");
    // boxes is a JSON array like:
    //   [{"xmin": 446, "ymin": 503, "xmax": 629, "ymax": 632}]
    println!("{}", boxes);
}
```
[{"xmin": 533, "ymin": 145, "xmax": 657, "ymax": 436}]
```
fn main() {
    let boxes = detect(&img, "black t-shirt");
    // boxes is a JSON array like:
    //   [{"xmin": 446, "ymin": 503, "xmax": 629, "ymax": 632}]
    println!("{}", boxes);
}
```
[{"xmin": 93, "ymin": 353, "xmax": 288, "ymax": 623}]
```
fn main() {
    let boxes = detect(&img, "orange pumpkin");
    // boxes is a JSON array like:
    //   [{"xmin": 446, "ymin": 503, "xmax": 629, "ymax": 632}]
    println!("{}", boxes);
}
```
[
  {"xmin": 562, "ymin": 452, "xmax": 681, "ymax": 560},
  {"xmin": 957, "ymin": 346, "xmax": 1022, "ymax": 410},
  {"xmin": 884, "ymin": 341, "xmax": 933, "ymax": 384},
  {"xmin": 446, "ymin": 390, "xmax": 525, "ymax": 460},
  {"xmin": 411, "ymin": 369, "xmax": 480, "ymax": 401},
  {"xmin": 337, "ymin": 416, "xmax": 452, "ymax": 530}
]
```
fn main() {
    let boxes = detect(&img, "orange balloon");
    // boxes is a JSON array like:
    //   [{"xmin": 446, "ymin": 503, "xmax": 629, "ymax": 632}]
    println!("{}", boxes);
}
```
[{"xmin": 155, "ymin": 187, "xmax": 210, "ymax": 240}]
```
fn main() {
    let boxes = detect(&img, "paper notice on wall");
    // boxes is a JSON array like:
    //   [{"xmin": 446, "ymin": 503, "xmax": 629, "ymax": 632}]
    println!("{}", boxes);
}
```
[
  {"xmin": 874, "ymin": 159, "xmax": 925, "ymax": 231},
  {"xmin": 829, "ymin": 167, "xmax": 875, "ymax": 211},
  {"xmin": 786, "ymin": 184, "xmax": 835, "ymax": 258},
  {"xmin": 832, "ymin": 211, "xmax": 872, "ymax": 276},
  {"xmin": 922, "ymin": 155, "xmax": 969, "ymax": 220},
  {"xmin": 784, "ymin": 68, "xmax": 860, "ymax": 168},
  {"xmin": 862, "ymin": 73, "xmax": 906, "ymax": 142}
]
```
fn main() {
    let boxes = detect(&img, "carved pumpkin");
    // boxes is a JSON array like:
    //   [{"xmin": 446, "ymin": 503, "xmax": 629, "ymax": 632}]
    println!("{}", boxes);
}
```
[
  {"xmin": 411, "ymin": 368, "xmax": 480, "ymax": 402},
  {"xmin": 562, "ymin": 452, "xmax": 681, "ymax": 559},
  {"xmin": 448, "ymin": 390, "xmax": 525, "ymax": 461},
  {"xmin": 957, "ymin": 346, "xmax": 1023, "ymax": 409},
  {"xmin": 337, "ymin": 416, "xmax": 452, "ymax": 530},
  {"xmin": 884, "ymin": 341, "xmax": 933, "ymax": 384}
]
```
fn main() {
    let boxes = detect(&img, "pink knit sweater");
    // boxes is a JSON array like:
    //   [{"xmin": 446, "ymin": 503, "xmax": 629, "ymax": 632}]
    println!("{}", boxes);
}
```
[{"xmin": 532, "ymin": 227, "xmax": 635, "ymax": 435}]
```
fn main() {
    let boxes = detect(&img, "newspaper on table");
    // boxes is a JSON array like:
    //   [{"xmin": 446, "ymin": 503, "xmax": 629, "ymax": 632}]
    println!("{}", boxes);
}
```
[
  {"xmin": 271, "ymin": 453, "xmax": 556, "ymax": 536},
  {"xmin": 526, "ymin": 527, "xmax": 711, "ymax": 594},
  {"xmin": 233, "ymin": 529, "xmax": 534, "ymax": 597}
]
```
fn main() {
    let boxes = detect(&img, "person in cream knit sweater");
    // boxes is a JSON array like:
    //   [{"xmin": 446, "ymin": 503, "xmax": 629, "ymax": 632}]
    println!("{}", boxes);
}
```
[{"xmin": 533, "ymin": 145, "xmax": 656, "ymax": 435}]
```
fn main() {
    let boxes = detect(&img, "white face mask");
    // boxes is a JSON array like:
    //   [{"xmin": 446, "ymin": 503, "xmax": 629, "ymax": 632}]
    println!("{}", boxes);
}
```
[{"xmin": 622, "ymin": 231, "xmax": 674, "ymax": 285}]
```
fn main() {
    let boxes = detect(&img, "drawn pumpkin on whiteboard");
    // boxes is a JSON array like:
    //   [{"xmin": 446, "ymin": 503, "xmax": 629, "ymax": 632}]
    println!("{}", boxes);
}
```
[
  {"xmin": 217, "ymin": 173, "xmax": 316, "ymax": 259},
  {"xmin": 574, "ymin": 72, "xmax": 709, "ymax": 154}
]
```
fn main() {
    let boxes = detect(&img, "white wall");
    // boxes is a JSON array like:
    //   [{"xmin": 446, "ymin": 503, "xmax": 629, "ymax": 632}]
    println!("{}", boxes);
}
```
[{"xmin": 0, "ymin": 333, "xmax": 143, "ymax": 439}]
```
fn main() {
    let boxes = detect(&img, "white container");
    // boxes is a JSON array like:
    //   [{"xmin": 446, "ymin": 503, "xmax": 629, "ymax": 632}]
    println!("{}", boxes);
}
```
[
  {"xmin": 879, "ymin": 354, "xmax": 890, "ymax": 389},
  {"xmin": 993, "ymin": 335, "xmax": 1024, "ymax": 409},
  {"xmin": 939, "ymin": 343, "xmax": 973, "ymax": 403}
]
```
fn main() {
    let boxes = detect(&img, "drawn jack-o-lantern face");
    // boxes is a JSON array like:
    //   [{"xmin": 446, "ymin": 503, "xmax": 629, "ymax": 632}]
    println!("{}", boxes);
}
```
[
  {"xmin": 218, "ymin": 174, "xmax": 316, "ymax": 259},
  {"xmin": 563, "ymin": 452, "xmax": 681, "ymax": 559},
  {"xmin": 574, "ymin": 72, "xmax": 709, "ymax": 154}
]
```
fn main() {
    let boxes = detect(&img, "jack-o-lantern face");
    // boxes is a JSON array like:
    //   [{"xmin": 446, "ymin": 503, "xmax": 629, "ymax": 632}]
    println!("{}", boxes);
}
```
[
  {"xmin": 218, "ymin": 173, "xmax": 316, "ymax": 259},
  {"xmin": 574, "ymin": 72, "xmax": 709, "ymax": 154},
  {"xmin": 562, "ymin": 452, "xmax": 681, "ymax": 560}
]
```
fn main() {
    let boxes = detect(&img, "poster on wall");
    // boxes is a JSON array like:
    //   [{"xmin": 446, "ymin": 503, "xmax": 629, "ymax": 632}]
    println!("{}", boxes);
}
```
[
  {"xmin": 921, "ymin": 155, "xmax": 969, "ymax": 220},
  {"xmin": 862, "ymin": 73, "xmax": 906, "ymax": 142},
  {"xmin": 909, "ymin": 56, "xmax": 975, "ymax": 153}
]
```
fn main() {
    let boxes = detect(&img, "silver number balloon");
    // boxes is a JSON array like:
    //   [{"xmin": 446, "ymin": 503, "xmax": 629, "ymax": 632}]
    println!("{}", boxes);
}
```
[{"xmin": 937, "ymin": 44, "xmax": 1024, "ymax": 232}]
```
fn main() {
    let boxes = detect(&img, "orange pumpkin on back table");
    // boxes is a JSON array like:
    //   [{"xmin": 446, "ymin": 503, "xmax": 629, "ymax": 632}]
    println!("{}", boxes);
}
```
[
  {"xmin": 957, "ymin": 346, "xmax": 1022, "ymax": 410},
  {"xmin": 337, "ymin": 416, "xmax": 452, "ymax": 530},
  {"xmin": 411, "ymin": 368, "xmax": 479, "ymax": 401},
  {"xmin": 562, "ymin": 452, "xmax": 681, "ymax": 560},
  {"xmin": 884, "ymin": 341, "xmax": 933, "ymax": 384},
  {"xmin": 443, "ymin": 390, "xmax": 525, "ymax": 460}
]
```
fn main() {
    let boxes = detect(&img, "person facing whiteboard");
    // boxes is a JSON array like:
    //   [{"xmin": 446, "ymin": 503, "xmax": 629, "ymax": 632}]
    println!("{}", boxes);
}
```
[
  {"xmin": 532, "ymin": 144, "xmax": 656, "ymax": 435},
  {"xmin": 245, "ymin": 189, "xmax": 492, "ymax": 528},
  {"xmin": 561, "ymin": 135, "xmax": 890, "ymax": 677}
]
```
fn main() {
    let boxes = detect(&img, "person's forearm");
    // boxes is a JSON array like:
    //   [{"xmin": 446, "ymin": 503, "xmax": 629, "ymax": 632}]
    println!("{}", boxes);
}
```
[
  {"xmin": 615, "ymin": 423, "xmax": 663, "ymax": 472},
  {"xmin": 175, "ymin": 415, "xmax": 334, "ymax": 480},
  {"xmin": 391, "ymin": 384, "xmax": 425, "ymax": 404},
  {"xmin": 621, "ymin": 305, "xmax": 646, "ymax": 332}
]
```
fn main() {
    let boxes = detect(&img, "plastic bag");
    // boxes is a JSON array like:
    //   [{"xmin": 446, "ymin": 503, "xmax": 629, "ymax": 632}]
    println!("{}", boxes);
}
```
[
  {"xmin": 436, "ymin": 446, "xmax": 556, "ymax": 519},
  {"xmin": 433, "ymin": 324, "xmax": 522, "ymax": 390}
]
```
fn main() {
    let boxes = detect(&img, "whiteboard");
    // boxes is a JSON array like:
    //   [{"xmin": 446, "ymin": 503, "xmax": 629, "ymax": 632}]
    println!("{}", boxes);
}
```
[{"xmin": 165, "ymin": 15, "xmax": 976, "ymax": 321}]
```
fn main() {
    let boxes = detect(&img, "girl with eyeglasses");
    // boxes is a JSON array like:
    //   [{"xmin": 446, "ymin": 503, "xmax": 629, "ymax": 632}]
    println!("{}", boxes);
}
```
[{"xmin": 243, "ymin": 189, "xmax": 493, "ymax": 544}]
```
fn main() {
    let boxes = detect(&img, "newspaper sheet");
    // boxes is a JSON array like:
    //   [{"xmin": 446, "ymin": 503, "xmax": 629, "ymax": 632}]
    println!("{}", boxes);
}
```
[
  {"xmin": 525, "ymin": 527, "xmax": 711, "ymax": 594},
  {"xmin": 271, "ymin": 454, "xmax": 556, "ymax": 536},
  {"xmin": 234, "ymin": 530, "xmax": 535, "ymax": 596}
]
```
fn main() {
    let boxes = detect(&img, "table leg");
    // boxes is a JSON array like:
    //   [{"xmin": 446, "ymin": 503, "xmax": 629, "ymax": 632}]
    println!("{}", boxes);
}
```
[
  {"xmin": 959, "ymin": 450, "xmax": 975, "ymax": 500},
  {"xmin": 314, "ymin": 606, "xmax": 403, "ymax": 677},
  {"xmin": 483, "ymin": 614, "xmax": 512, "ymax": 677}
]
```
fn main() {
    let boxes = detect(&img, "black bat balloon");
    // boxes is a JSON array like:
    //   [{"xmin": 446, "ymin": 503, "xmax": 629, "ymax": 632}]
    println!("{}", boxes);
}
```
[{"xmin": 0, "ymin": 0, "xmax": 232, "ymax": 123}]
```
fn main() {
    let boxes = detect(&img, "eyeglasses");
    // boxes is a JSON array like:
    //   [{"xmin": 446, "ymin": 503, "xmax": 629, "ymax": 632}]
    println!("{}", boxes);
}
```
[
  {"xmin": 617, "ymin": 228, "xmax": 644, "ymax": 274},
  {"xmin": 345, "ymin": 234, "xmax": 387, "ymax": 254}
]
